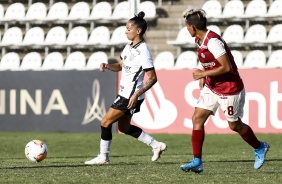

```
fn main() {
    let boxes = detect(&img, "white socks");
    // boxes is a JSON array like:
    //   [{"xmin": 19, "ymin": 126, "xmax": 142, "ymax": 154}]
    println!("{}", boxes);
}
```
[
  {"xmin": 100, "ymin": 139, "xmax": 111, "ymax": 159},
  {"xmin": 137, "ymin": 131, "xmax": 159, "ymax": 149}
]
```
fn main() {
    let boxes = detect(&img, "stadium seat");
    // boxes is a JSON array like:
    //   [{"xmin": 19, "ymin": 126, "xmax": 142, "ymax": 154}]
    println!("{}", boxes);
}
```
[
  {"xmin": 23, "ymin": 2, "xmax": 47, "ymax": 21},
  {"xmin": 201, "ymin": 0, "xmax": 222, "ymax": 18},
  {"xmin": 66, "ymin": 2, "xmax": 90, "ymax": 21},
  {"xmin": 207, "ymin": 25, "xmax": 221, "ymax": 36},
  {"xmin": 110, "ymin": 1, "xmax": 130, "ymax": 21},
  {"xmin": 242, "ymin": 50, "xmax": 266, "ymax": 69},
  {"xmin": 42, "ymin": 26, "xmax": 67, "ymax": 46},
  {"xmin": 64, "ymin": 51, "xmax": 86, "ymax": 70},
  {"xmin": 174, "ymin": 51, "xmax": 197, "ymax": 69},
  {"xmin": 44, "ymin": 2, "xmax": 68, "ymax": 21},
  {"xmin": 241, "ymin": 0, "xmax": 267, "ymax": 18},
  {"xmin": 263, "ymin": 24, "xmax": 282, "ymax": 44},
  {"xmin": 139, "ymin": 1, "xmax": 156, "ymax": 20},
  {"xmin": 167, "ymin": 27, "xmax": 195, "ymax": 46},
  {"xmin": 20, "ymin": 52, "xmax": 42, "ymax": 70},
  {"xmin": 20, "ymin": 27, "xmax": 45, "ymax": 46},
  {"xmin": 231, "ymin": 50, "xmax": 244, "ymax": 68},
  {"xmin": 154, "ymin": 51, "xmax": 175, "ymax": 69},
  {"xmin": 1, "ymin": 3, "xmax": 25, "ymax": 21},
  {"xmin": 265, "ymin": 0, "xmax": 282, "ymax": 17},
  {"xmin": 87, "ymin": 2, "xmax": 112, "ymax": 21},
  {"xmin": 85, "ymin": 51, "xmax": 108, "ymax": 70},
  {"xmin": 0, "ymin": 27, "xmax": 23, "ymax": 47},
  {"xmin": 242, "ymin": 24, "xmax": 267, "ymax": 44},
  {"xmin": 106, "ymin": 26, "xmax": 130, "ymax": 46},
  {"xmin": 0, "ymin": 52, "xmax": 21, "ymax": 70},
  {"xmin": 220, "ymin": 0, "xmax": 244, "ymax": 19},
  {"xmin": 222, "ymin": 24, "xmax": 244, "ymax": 44},
  {"xmin": 86, "ymin": 26, "xmax": 110, "ymax": 46},
  {"xmin": 41, "ymin": 52, "xmax": 64, "ymax": 70},
  {"xmin": 63, "ymin": 26, "xmax": 89, "ymax": 46},
  {"xmin": 266, "ymin": 50, "xmax": 282, "ymax": 68}
]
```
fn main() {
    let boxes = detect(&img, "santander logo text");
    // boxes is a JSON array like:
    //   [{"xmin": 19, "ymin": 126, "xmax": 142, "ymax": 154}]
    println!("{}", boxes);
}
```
[{"xmin": 131, "ymin": 69, "xmax": 282, "ymax": 134}]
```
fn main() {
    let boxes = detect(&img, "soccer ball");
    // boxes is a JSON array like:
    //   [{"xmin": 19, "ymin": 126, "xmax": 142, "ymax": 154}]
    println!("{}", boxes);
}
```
[{"xmin": 25, "ymin": 140, "xmax": 48, "ymax": 162}]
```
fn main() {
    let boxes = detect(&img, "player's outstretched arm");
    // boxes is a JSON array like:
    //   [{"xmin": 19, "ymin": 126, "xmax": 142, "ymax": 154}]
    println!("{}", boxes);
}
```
[{"xmin": 100, "ymin": 60, "xmax": 122, "ymax": 72}]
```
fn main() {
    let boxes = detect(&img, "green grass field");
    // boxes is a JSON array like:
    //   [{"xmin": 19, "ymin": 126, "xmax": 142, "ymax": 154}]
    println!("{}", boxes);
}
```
[{"xmin": 0, "ymin": 132, "xmax": 281, "ymax": 184}]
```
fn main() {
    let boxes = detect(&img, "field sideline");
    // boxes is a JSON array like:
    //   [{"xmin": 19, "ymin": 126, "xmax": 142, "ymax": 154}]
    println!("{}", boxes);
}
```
[{"xmin": 0, "ymin": 132, "xmax": 281, "ymax": 183}]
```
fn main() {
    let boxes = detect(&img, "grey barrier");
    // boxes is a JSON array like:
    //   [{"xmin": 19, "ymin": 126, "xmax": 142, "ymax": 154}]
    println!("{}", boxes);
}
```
[{"xmin": 0, "ymin": 70, "xmax": 117, "ymax": 132}]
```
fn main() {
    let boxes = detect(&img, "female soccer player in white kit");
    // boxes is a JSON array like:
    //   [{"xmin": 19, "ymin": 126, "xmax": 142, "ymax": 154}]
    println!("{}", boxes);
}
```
[
  {"xmin": 179, "ymin": 9, "xmax": 269, "ymax": 173},
  {"xmin": 85, "ymin": 11, "xmax": 167, "ymax": 165}
]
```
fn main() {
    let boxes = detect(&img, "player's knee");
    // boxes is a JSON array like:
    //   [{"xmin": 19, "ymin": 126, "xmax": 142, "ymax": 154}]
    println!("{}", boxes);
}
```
[{"xmin": 101, "ymin": 118, "xmax": 112, "ymax": 128}]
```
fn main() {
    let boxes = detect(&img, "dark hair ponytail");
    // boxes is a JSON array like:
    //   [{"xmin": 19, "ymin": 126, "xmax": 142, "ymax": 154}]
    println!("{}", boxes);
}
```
[{"xmin": 129, "ymin": 11, "xmax": 147, "ymax": 36}]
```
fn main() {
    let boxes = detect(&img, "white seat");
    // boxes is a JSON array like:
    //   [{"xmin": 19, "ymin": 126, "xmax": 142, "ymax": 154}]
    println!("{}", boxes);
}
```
[
  {"xmin": 266, "ymin": 0, "xmax": 282, "ymax": 17},
  {"xmin": 174, "ymin": 51, "xmax": 197, "ymax": 69},
  {"xmin": 85, "ymin": 51, "xmax": 108, "ymax": 70},
  {"xmin": 0, "ymin": 27, "xmax": 23, "ymax": 47},
  {"xmin": 66, "ymin": 2, "xmax": 90, "ymax": 21},
  {"xmin": 23, "ymin": 2, "xmax": 47, "ymax": 21},
  {"xmin": 86, "ymin": 26, "xmax": 110, "ymax": 45},
  {"xmin": 220, "ymin": 0, "xmax": 244, "ymax": 18},
  {"xmin": 20, "ymin": 27, "xmax": 45, "ymax": 46},
  {"xmin": 44, "ymin": 2, "xmax": 69, "ymax": 21},
  {"xmin": 42, "ymin": 26, "xmax": 66, "ymax": 46},
  {"xmin": 64, "ymin": 51, "xmax": 86, "ymax": 70},
  {"xmin": 63, "ymin": 26, "xmax": 88, "ymax": 46},
  {"xmin": 222, "ymin": 24, "xmax": 244, "ymax": 43},
  {"xmin": 266, "ymin": 50, "xmax": 282, "ymax": 68},
  {"xmin": 1, "ymin": 3, "xmax": 25, "ymax": 21},
  {"xmin": 110, "ymin": 1, "xmax": 130, "ymax": 20},
  {"xmin": 241, "ymin": 0, "xmax": 267, "ymax": 18},
  {"xmin": 20, "ymin": 52, "xmax": 42, "ymax": 70},
  {"xmin": 41, "ymin": 52, "xmax": 64, "ymax": 70},
  {"xmin": 106, "ymin": 26, "xmax": 130, "ymax": 46},
  {"xmin": 202, "ymin": 0, "xmax": 222, "ymax": 18},
  {"xmin": 154, "ymin": 51, "xmax": 175, "ymax": 69},
  {"xmin": 242, "ymin": 24, "xmax": 267, "ymax": 44},
  {"xmin": 139, "ymin": 1, "xmax": 156, "ymax": 20},
  {"xmin": 242, "ymin": 50, "xmax": 266, "ymax": 68},
  {"xmin": 0, "ymin": 52, "xmax": 20, "ymax": 70},
  {"xmin": 231, "ymin": 50, "xmax": 243, "ymax": 68},
  {"xmin": 167, "ymin": 27, "xmax": 195, "ymax": 46},
  {"xmin": 87, "ymin": 2, "xmax": 112, "ymax": 20},
  {"xmin": 263, "ymin": 24, "xmax": 282, "ymax": 44},
  {"xmin": 207, "ymin": 25, "xmax": 221, "ymax": 35}
]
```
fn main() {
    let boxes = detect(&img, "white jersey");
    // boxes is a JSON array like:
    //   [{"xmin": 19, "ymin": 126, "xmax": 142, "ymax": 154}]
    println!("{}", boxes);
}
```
[{"xmin": 119, "ymin": 40, "xmax": 154, "ymax": 100}]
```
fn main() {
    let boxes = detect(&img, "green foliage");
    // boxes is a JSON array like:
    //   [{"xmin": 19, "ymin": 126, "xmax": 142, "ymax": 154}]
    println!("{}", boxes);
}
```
[{"xmin": 0, "ymin": 133, "xmax": 281, "ymax": 184}]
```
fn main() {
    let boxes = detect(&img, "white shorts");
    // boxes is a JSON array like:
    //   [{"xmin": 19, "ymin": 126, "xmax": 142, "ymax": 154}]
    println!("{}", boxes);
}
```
[{"xmin": 195, "ymin": 86, "xmax": 245, "ymax": 122}]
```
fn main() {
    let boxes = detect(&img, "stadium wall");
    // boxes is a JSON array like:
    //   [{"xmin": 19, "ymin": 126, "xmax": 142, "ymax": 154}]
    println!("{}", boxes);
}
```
[{"xmin": 0, "ymin": 70, "xmax": 117, "ymax": 132}]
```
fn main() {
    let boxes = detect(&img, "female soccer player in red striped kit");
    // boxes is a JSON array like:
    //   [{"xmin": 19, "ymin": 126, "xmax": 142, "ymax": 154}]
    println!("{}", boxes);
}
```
[{"xmin": 180, "ymin": 9, "xmax": 269, "ymax": 173}]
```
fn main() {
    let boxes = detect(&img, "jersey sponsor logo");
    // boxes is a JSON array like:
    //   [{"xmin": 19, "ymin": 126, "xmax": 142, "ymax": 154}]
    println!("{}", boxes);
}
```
[
  {"xmin": 82, "ymin": 79, "xmax": 106, "ymax": 125},
  {"xmin": 122, "ymin": 63, "xmax": 131, "ymax": 73},
  {"xmin": 201, "ymin": 62, "xmax": 216, "ymax": 67},
  {"xmin": 132, "ymin": 82, "xmax": 177, "ymax": 129}
]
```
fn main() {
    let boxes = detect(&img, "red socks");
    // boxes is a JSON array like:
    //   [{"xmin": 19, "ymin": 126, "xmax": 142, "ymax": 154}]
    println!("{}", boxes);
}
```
[
  {"xmin": 240, "ymin": 126, "xmax": 261, "ymax": 149},
  {"xmin": 192, "ymin": 130, "xmax": 205, "ymax": 159}
]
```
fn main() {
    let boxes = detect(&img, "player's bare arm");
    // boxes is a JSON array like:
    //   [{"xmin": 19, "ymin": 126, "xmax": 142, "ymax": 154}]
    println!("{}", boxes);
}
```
[
  {"xmin": 193, "ymin": 54, "xmax": 231, "ymax": 80},
  {"xmin": 100, "ymin": 60, "xmax": 122, "ymax": 72},
  {"xmin": 127, "ymin": 69, "xmax": 157, "ymax": 109}
]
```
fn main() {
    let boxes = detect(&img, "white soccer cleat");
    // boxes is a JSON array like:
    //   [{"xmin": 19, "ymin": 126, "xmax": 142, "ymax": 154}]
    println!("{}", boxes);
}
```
[
  {"xmin": 152, "ymin": 142, "xmax": 167, "ymax": 161},
  {"xmin": 84, "ymin": 154, "xmax": 110, "ymax": 165}
]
